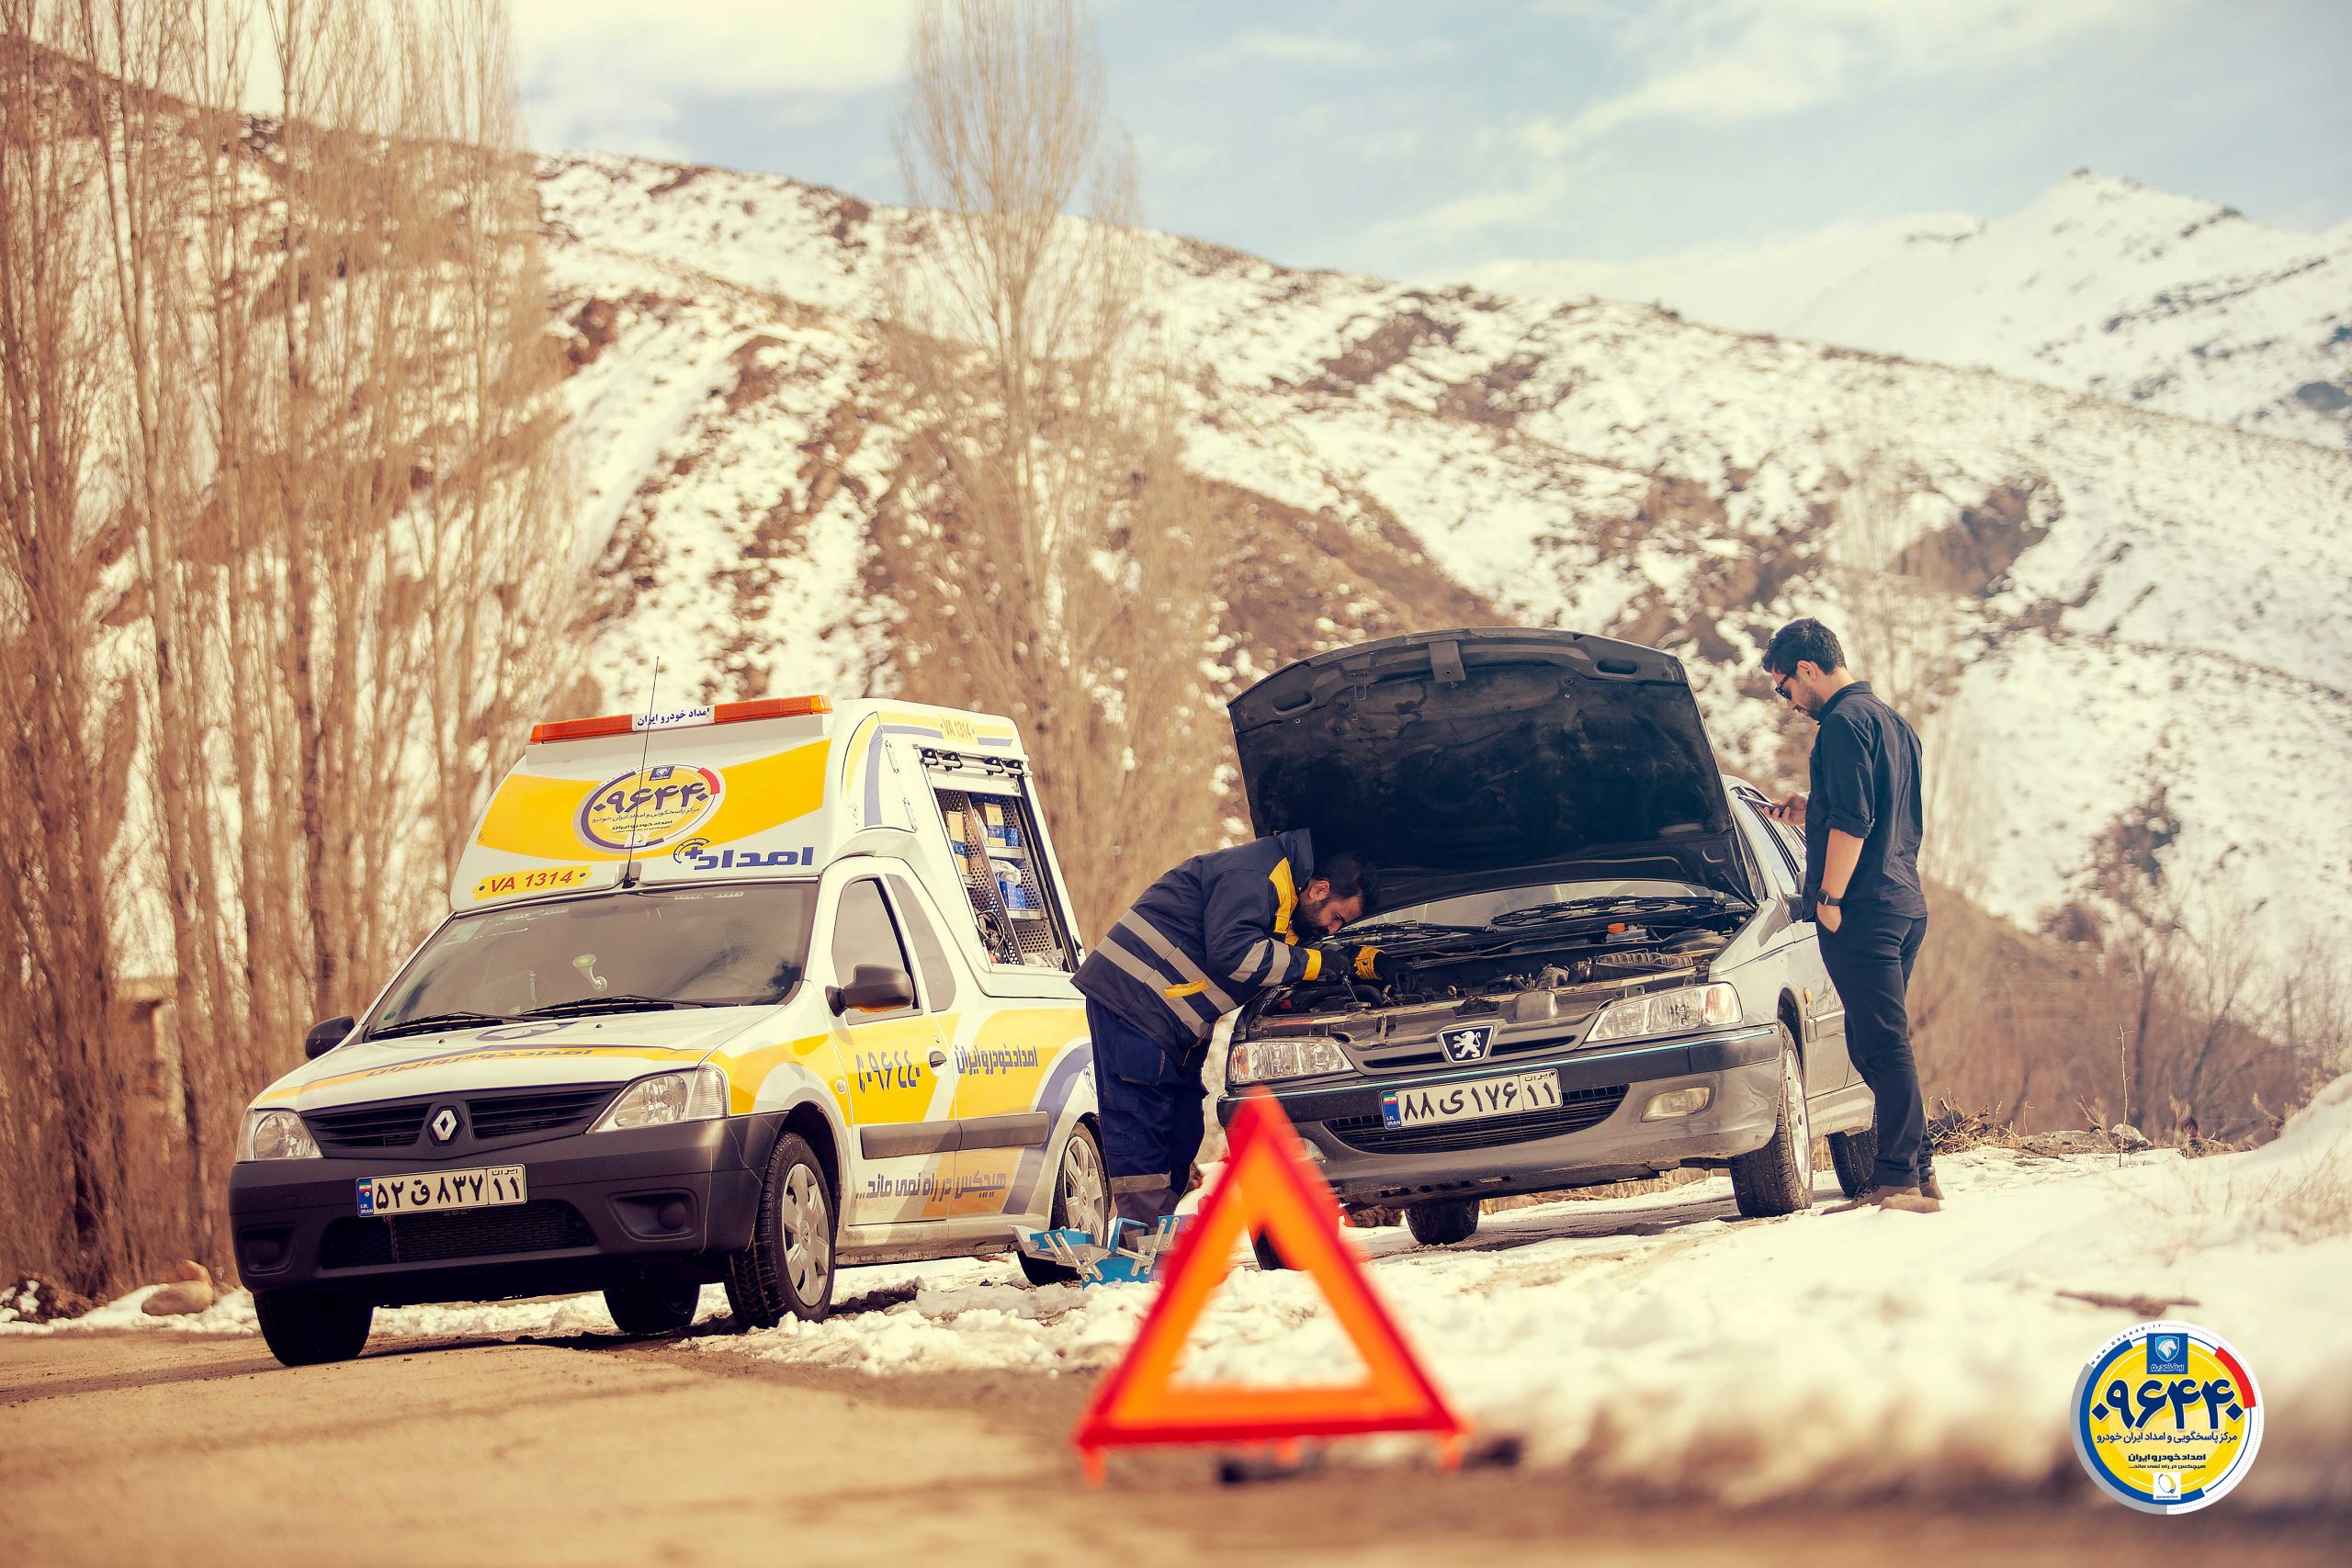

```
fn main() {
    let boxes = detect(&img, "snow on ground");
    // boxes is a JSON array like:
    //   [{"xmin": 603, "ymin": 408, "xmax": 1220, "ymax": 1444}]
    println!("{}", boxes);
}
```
[{"xmin": 14, "ymin": 1077, "xmax": 2350, "ymax": 1506}]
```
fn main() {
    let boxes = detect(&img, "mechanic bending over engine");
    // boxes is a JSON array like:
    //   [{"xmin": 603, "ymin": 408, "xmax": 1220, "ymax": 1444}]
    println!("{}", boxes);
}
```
[
  {"xmin": 1761, "ymin": 616, "xmax": 1940, "ymax": 1214},
  {"xmin": 1074, "ymin": 832, "xmax": 1385, "ymax": 1229}
]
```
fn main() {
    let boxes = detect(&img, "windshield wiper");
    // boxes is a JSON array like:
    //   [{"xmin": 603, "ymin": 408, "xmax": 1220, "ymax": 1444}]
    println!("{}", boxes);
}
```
[
  {"xmin": 368, "ymin": 1010, "xmax": 508, "ymax": 1040},
  {"xmin": 1490, "ymin": 894, "xmax": 1736, "ymax": 928},
  {"xmin": 514, "ymin": 994, "xmax": 715, "ymax": 1019}
]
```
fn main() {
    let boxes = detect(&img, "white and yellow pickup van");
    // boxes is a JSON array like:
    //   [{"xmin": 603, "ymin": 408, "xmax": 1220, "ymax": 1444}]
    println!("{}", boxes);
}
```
[{"xmin": 228, "ymin": 696, "xmax": 1106, "ymax": 1365}]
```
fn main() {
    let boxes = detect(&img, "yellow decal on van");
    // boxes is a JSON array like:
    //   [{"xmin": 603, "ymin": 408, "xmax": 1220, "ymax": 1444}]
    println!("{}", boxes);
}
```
[
  {"xmin": 475, "ymin": 741, "xmax": 829, "ymax": 864},
  {"xmin": 950, "ymin": 1010, "xmax": 1088, "ymax": 1121}
]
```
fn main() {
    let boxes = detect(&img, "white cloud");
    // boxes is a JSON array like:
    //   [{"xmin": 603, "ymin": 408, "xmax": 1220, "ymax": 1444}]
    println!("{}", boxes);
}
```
[
  {"xmin": 512, "ymin": 0, "xmax": 918, "ymax": 156},
  {"xmin": 1541, "ymin": 0, "xmax": 2162, "ymax": 150}
]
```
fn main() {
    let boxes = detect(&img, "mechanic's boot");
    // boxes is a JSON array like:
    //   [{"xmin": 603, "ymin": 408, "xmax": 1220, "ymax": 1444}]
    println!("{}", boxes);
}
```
[
  {"xmin": 1828, "ymin": 1183, "xmax": 1940, "ymax": 1213},
  {"xmin": 1919, "ymin": 1168, "xmax": 1946, "ymax": 1202}
]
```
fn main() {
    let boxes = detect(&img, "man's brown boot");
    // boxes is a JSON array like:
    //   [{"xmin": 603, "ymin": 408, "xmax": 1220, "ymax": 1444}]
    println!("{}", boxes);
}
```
[
  {"xmin": 1920, "ymin": 1169, "xmax": 1945, "ymax": 1201},
  {"xmin": 1827, "ymin": 1183, "xmax": 1941, "ymax": 1213}
]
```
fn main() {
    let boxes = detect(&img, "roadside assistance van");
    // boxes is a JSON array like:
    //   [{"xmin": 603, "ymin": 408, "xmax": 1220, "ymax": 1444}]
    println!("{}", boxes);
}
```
[{"xmin": 228, "ymin": 695, "xmax": 1106, "ymax": 1366}]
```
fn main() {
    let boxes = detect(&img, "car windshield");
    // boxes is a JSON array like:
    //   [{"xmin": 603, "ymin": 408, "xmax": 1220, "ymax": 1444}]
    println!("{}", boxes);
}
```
[
  {"xmin": 1352, "ymin": 878, "xmax": 1721, "ymax": 934},
  {"xmin": 368, "ymin": 884, "xmax": 818, "ymax": 1035}
]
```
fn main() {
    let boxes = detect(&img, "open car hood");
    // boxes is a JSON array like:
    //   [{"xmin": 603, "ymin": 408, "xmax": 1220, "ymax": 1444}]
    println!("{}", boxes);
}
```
[{"xmin": 1227, "ymin": 629, "xmax": 1755, "ymax": 913}]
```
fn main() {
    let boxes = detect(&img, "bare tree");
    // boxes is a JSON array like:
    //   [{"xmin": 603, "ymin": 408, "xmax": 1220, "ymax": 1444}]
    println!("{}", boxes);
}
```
[{"xmin": 879, "ymin": 0, "xmax": 1221, "ymax": 931}]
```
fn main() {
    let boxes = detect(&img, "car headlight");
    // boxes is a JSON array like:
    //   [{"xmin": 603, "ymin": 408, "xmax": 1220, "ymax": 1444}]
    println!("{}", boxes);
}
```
[
  {"xmin": 238, "ymin": 1109, "xmax": 322, "ymax": 1161},
  {"xmin": 1585, "ymin": 982, "xmax": 1741, "ymax": 1044},
  {"xmin": 1227, "ymin": 1036, "xmax": 1351, "ymax": 1087},
  {"xmin": 589, "ymin": 1066, "xmax": 729, "ymax": 1132}
]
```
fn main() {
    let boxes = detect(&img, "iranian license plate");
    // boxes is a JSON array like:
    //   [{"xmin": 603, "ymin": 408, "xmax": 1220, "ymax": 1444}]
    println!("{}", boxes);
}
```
[
  {"xmin": 356, "ymin": 1165, "xmax": 526, "ymax": 1217},
  {"xmin": 1382, "ymin": 1071, "xmax": 1562, "ymax": 1130}
]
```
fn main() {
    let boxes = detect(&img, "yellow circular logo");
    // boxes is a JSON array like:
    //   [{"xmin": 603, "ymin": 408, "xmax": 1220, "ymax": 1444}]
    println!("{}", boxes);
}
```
[
  {"xmin": 2071, "ymin": 1320, "xmax": 2261, "ymax": 1514},
  {"xmin": 577, "ymin": 763, "xmax": 724, "ymax": 852}
]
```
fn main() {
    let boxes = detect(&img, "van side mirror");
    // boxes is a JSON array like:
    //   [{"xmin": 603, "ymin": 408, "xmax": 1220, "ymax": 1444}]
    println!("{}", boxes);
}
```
[
  {"xmin": 304, "ymin": 1015, "xmax": 355, "ymax": 1059},
  {"xmin": 831, "ymin": 964, "xmax": 915, "ymax": 1015}
]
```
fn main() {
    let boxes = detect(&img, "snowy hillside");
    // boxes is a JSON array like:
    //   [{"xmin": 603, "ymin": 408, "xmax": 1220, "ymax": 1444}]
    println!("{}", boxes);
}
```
[
  {"xmin": 1470, "ymin": 172, "xmax": 2352, "ymax": 450},
  {"xmin": 535, "ymin": 153, "xmax": 2352, "ymax": 955}
]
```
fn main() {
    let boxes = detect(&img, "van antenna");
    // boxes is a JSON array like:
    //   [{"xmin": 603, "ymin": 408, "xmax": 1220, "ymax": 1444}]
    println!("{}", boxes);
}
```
[{"xmin": 618, "ymin": 658, "xmax": 662, "ymax": 887}]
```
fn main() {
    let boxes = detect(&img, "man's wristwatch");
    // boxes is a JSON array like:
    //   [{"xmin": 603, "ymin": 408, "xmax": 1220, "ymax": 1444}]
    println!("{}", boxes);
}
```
[{"xmin": 1815, "ymin": 891, "xmax": 1842, "ymax": 908}]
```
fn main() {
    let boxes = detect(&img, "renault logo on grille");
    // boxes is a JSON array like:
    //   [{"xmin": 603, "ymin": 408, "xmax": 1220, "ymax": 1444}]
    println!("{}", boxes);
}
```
[
  {"xmin": 1439, "ymin": 1024, "xmax": 1495, "ymax": 1062},
  {"xmin": 428, "ymin": 1107, "xmax": 460, "ymax": 1145}
]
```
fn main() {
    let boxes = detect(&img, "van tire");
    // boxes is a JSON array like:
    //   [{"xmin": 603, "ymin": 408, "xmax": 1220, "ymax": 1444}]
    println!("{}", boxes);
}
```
[
  {"xmin": 254, "ymin": 1290, "xmax": 372, "ymax": 1367},
  {"xmin": 604, "ymin": 1280, "xmax": 701, "ymax": 1336},
  {"xmin": 1828, "ymin": 1124, "xmax": 1878, "ymax": 1199},
  {"xmin": 1019, "ymin": 1122, "xmax": 1109, "ymax": 1286},
  {"xmin": 725, "ymin": 1133, "xmax": 836, "ymax": 1328},
  {"xmin": 1406, "ymin": 1198, "xmax": 1481, "ymax": 1247},
  {"xmin": 1730, "ymin": 1029, "xmax": 1815, "ymax": 1218}
]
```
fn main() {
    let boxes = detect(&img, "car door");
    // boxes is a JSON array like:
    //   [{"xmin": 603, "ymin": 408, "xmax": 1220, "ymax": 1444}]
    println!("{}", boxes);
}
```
[
  {"xmin": 1730, "ymin": 791, "xmax": 1853, "ymax": 1095},
  {"xmin": 826, "ymin": 872, "xmax": 960, "ymax": 1226}
]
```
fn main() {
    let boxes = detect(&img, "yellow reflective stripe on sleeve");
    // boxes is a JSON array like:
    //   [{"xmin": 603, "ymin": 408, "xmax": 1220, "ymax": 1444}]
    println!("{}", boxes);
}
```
[
  {"xmin": 1271, "ymin": 858, "xmax": 1297, "ymax": 938},
  {"xmin": 1355, "ymin": 945, "xmax": 1383, "ymax": 981},
  {"xmin": 1300, "ymin": 946, "xmax": 1323, "ymax": 982},
  {"xmin": 1162, "ymin": 980, "xmax": 1209, "ymax": 998}
]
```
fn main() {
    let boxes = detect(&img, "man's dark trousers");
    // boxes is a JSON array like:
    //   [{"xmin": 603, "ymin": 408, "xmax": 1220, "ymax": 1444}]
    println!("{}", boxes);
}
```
[
  {"xmin": 1818, "ymin": 907, "xmax": 1929, "ymax": 1188},
  {"xmin": 1085, "ymin": 998, "xmax": 1205, "ymax": 1227}
]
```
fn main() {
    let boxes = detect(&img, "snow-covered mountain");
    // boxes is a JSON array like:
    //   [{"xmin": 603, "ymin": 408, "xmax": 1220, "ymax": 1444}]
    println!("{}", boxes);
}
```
[
  {"xmin": 537, "ymin": 154, "xmax": 2352, "ymax": 957},
  {"xmin": 1470, "ymin": 173, "xmax": 2352, "ymax": 451}
]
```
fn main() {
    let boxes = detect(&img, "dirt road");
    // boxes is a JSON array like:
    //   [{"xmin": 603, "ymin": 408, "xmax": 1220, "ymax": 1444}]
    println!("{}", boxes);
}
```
[{"xmin": 1, "ymin": 1330, "xmax": 2341, "ymax": 1567}]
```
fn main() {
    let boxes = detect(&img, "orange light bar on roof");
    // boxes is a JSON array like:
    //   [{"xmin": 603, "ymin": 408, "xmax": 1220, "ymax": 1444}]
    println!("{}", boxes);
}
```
[{"xmin": 529, "ymin": 694, "xmax": 831, "ymax": 744}]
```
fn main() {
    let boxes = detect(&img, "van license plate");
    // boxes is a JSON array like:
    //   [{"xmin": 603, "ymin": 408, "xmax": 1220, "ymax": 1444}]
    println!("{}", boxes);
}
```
[
  {"xmin": 356, "ymin": 1166, "xmax": 526, "ymax": 1217},
  {"xmin": 1382, "ymin": 1072, "xmax": 1562, "ymax": 1130}
]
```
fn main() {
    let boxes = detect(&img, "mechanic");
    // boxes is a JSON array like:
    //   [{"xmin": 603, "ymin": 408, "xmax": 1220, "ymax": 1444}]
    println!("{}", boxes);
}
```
[
  {"xmin": 1074, "ymin": 832, "xmax": 1383, "ymax": 1229},
  {"xmin": 1761, "ymin": 617, "xmax": 1940, "ymax": 1214}
]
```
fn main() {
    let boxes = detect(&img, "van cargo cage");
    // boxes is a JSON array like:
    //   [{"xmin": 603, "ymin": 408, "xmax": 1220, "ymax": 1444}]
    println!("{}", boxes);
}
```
[{"xmin": 921, "ymin": 750, "xmax": 1070, "ymax": 971}]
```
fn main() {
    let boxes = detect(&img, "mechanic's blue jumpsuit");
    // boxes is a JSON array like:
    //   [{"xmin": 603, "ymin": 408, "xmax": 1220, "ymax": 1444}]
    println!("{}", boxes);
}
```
[{"xmin": 1073, "ymin": 830, "xmax": 1380, "ymax": 1226}]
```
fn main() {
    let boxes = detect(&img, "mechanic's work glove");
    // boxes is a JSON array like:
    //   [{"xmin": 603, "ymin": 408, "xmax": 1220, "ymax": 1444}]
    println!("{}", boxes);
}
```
[{"xmin": 1317, "ymin": 942, "xmax": 1388, "ymax": 984}]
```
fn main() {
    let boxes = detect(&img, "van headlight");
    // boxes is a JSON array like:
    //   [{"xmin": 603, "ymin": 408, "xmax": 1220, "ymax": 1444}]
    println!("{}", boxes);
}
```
[
  {"xmin": 589, "ymin": 1066, "xmax": 729, "ymax": 1132},
  {"xmin": 1585, "ymin": 982, "xmax": 1741, "ymax": 1044},
  {"xmin": 238, "ymin": 1109, "xmax": 322, "ymax": 1161},
  {"xmin": 1227, "ymin": 1036, "xmax": 1351, "ymax": 1086}
]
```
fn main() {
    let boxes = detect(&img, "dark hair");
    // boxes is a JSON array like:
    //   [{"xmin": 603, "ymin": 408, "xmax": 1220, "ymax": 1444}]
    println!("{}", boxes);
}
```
[
  {"xmin": 1763, "ymin": 617, "xmax": 1846, "ymax": 678},
  {"xmin": 1317, "ymin": 850, "xmax": 1380, "ymax": 915}
]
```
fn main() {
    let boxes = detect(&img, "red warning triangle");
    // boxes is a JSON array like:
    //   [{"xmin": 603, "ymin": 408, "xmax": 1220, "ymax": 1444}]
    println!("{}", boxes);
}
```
[{"xmin": 1073, "ymin": 1089, "xmax": 1468, "ymax": 1468}]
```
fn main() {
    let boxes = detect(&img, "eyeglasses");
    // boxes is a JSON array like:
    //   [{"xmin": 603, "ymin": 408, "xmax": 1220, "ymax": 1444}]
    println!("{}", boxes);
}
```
[{"xmin": 1771, "ymin": 672, "xmax": 1795, "ymax": 704}]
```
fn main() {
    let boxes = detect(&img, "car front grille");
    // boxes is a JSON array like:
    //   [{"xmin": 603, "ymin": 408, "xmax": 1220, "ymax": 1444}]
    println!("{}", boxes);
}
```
[
  {"xmin": 1325, "ymin": 1084, "xmax": 1627, "ymax": 1155},
  {"xmin": 466, "ymin": 1086, "xmax": 616, "ymax": 1141},
  {"xmin": 319, "ymin": 1201, "xmax": 595, "ymax": 1269},
  {"xmin": 304, "ymin": 1102, "xmax": 432, "ymax": 1151}
]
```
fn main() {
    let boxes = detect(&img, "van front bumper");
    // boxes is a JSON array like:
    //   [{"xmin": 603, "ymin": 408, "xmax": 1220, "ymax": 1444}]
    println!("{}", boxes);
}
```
[
  {"xmin": 227, "ymin": 1116, "xmax": 769, "ymax": 1306},
  {"xmin": 1216, "ymin": 1024, "xmax": 1784, "ymax": 1207}
]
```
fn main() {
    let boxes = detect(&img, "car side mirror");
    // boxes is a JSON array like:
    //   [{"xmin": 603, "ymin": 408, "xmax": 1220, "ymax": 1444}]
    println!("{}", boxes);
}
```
[
  {"xmin": 304, "ymin": 1015, "xmax": 355, "ymax": 1059},
  {"xmin": 831, "ymin": 964, "xmax": 915, "ymax": 1015}
]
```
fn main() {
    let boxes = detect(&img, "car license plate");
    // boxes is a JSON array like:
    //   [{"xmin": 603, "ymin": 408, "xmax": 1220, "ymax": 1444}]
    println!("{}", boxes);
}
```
[
  {"xmin": 356, "ymin": 1166, "xmax": 526, "ymax": 1217},
  {"xmin": 1382, "ymin": 1071, "xmax": 1562, "ymax": 1130}
]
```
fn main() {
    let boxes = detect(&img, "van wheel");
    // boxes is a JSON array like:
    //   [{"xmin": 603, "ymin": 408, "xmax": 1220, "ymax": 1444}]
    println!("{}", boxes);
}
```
[
  {"xmin": 725, "ymin": 1133, "xmax": 836, "ymax": 1327},
  {"xmin": 604, "ymin": 1280, "xmax": 701, "ymax": 1336},
  {"xmin": 1019, "ymin": 1122, "xmax": 1108, "ymax": 1286},
  {"xmin": 1406, "ymin": 1199, "xmax": 1480, "ymax": 1247},
  {"xmin": 1828, "ymin": 1124, "xmax": 1878, "ymax": 1199},
  {"xmin": 1730, "ymin": 1029, "xmax": 1814, "ymax": 1218},
  {"xmin": 254, "ymin": 1290, "xmax": 372, "ymax": 1367}
]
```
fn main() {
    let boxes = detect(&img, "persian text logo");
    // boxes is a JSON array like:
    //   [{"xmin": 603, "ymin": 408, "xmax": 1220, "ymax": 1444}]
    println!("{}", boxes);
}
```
[
  {"xmin": 578, "ymin": 763, "xmax": 724, "ymax": 852},
  {"xmin": 2070, "ymin": 1320, "xmax": 2261, "ymax": 1515}
]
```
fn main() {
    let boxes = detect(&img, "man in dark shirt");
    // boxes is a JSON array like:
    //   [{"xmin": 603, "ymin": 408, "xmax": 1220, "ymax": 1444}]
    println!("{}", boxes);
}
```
[{"xmin": 1760, "ymin": 618, "xmax": 1939, "ymax": 1213}]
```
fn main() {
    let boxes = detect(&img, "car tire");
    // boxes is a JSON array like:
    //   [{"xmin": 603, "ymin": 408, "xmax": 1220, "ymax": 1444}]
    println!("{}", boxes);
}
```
[
  {"xmin": 254, "ymin": 1290, "xmax": 372, "ymax": 1367},
  {"xmin": 1405, "ymin": 1198, "xmax": 1480, "ymax": 1247},
  {"xmin": 725, "ymin": 1132, "xmax": 836, "ymax": 1328},
  {"xmin": 1729, "ymin": 1028, "xmax": 1815, "ymax": 1218},
  {"xmin": 1250, "ymin": 1232, "xmax": 1291, "ymax": 1271},
  {"xmin": 1019, "ymin": 1122, "xmax": 1109, "ymax": 1286},
  {"xmin": 1827, "ymin": 1123, "xmax": 1878, "ymax": 1199},
  {"xmin": 604, "ymin": 1280, "xmax": 701, "ymax": 1336}
]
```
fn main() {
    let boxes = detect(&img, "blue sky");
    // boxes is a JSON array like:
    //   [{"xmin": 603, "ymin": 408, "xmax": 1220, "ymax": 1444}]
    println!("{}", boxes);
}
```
[{"xmin": 514, "ymin": 0, "xmax": 2352, "ymax": 281}]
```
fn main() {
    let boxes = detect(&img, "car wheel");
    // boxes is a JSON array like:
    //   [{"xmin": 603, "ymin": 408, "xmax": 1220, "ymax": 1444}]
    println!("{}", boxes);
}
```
[
  {"xmin": 1250, "ymin": 1231, "xmax": 1291, "ymax": 1271},
  {"xmin": 1729, "ymin": 1028, "xmax": 1815, "ymax": 1218},
  {"xmin": 604, "ymin": 1280, "xmax": 702, "ymax": 1335},
  {"xmin": 1405, "ymin": 1199, "xmax": 1480, "ymax": 1247},
  {"xmin": 1019, "ymin": 1122, "xmax": 1109, "ymax": 1285},
  {"xmin": 725, "ymin": 1132, "xmax": 836, "ymax": 1327},
  {"xmin": 254, "ymin": 1290, "xmax": 372, "ymax": 1367},
  {"xmin": 1827, "ymin": 1123, "xmax": 1878, "ymax": 1199}
]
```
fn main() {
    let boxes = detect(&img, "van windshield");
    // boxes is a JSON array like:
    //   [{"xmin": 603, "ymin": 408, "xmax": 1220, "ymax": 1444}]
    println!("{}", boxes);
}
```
[{"xmin": 369, "ymin": 884, "xmax": 817, "ymax": 1035}]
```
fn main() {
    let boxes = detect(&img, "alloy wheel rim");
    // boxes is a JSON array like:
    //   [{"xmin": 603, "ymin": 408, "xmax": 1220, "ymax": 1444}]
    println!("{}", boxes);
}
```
[
  {"xmin": 1062, "ymin": 1134, "xmax": 1107, "ymax": 1237},
  {"xmin": 1786, "ymin": 1051, "xmax": 1813, "ymax": 1190},
  {"xmin": 779, "ymin": 1164, "xmax": 831, "ymax": 1303}
]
